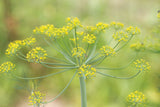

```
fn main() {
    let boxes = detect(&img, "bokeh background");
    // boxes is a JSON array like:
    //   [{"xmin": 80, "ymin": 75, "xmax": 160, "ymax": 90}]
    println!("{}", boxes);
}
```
[{"xmin": 0, "ymin": 0, "xmax": 160, "ymax": 107}]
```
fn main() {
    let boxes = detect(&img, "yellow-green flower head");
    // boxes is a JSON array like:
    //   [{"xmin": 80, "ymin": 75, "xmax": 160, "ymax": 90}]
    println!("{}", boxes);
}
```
[
  {"xmin": 0, "ymin": 61, "xmax": 15, "ymax": 73},
  {"xmin": 76, "ymin": 32, "xmax": 84, "ymax": 36},
  {"xmin": 112, "ymin": 31, "xmax": 128, "ymax": 42},
  {"xmin": 110, "ymin": 22, "xmax": 124, "ymax": 30},
  {"xmin": 83, "ymin": 34, "xmax": 96, "ymax": 44},
  {"xmin": 157, "ymin": 12, "xmax": 160, "ymax": 18},
  {"xmin": 66, "ymin": 17, "xmax": 82, "ymax": 30},
  {"xmin": 22, "ymin": 37, "xmax": 36, "ymax": 46},
  {"xmin": 33, "ymin": 24, "xmax": 69, "ymax": 38},
  {"xmin": 72, "ymin": 47, "xmax": 86, "ymax": 57},
  {"xmin": 127, "ymin": 91, "xmax": 147, "ymax": 106},
  {"xmin": 100, "ymin": 46, "xmax": 116, "ymax": 56},
  {"xmin": 26, "ymin": 47, "xmax": 47, "ymax": 63},
  {"xmin": 33, "ymin": 24, "xmax": 54, "ymax": 36},
  {"xmin": 134, "ymin": 59, "xmax": 151, "ymax": 72},
  {"xmin": 130, "ymin": 42, "xmax": 145, "ymax": 51},
  {"xmin": 84, "ymin": 26, "xmax": 97, "ymax": 34},
  {"xmin": 28, "ymin": 91, "xmax": 46, "ymax": 105},
  {"xmin": 96, "ymin": 22, "xmax": 109, "ymax": 32},
  {"xmin": 126, "ymin": 26, "xmax": 140, "ymax": 35},
  {"xmin": 5, "ymin": 40, "xmax": 22, "ymax": 56},
  {"xmin": 79, "ymin": 64, "xmax": 96, "ymax": 78},
  {"xmin": 52, "ymin": 27, "xmax": 69, "ymax": 37}
]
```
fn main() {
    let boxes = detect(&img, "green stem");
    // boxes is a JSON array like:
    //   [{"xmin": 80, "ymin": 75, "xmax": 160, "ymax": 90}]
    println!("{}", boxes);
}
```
[{"xmin": 79, "ymin": 75, "xmax": 87, "ymax": 107}]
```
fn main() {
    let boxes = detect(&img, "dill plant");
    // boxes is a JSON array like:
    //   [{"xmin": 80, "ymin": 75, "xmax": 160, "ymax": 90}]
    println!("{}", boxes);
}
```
[{"xmin": 0, "ymin": 17, "xmax": 151, "ymax": 107}]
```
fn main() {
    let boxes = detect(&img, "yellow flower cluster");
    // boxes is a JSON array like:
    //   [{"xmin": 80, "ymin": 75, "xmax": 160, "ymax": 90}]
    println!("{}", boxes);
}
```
[
  {"xmin": 5, "ymin": 37, "xmax": 36, "ymax": 56},
  {"xmin": 5, "ymin": 40, "xmax": 22, "ymax": 56},
  {"xmin": 126, "ymin": 26, "xmax": 140, "ymax": 35},
  {"xmin": 26, "ymin": 47, "xmax": 47, "ymax": 63},
  {"xmin": 100, "ymin": 46, "xmax": 116, "ymax": 56},
  {"xmin": 76, "ymin": 32, "xmax": 84, "ymax": 36},
  {"xmin": 110, "ymin": 22, "xmax": 124, "ymax": 30},
  {"xmin": 112, "ymin": 31, "xmax": 128, "ymax": 42},
  {"xmin": 22, "ymin": 37, "xmax": 36, "ymax": 46},
  {"xmin": 157, "ymin": 12, "xmax": 160, "ymax": 18},
  {"xmin": 127, "ymin": 91, "xmax": 146, "ymax": 106},
  {"xmin": 28, "ymin": 91, "xmax": 46, "ymax": 105},
  {"xmin": 84, "ymin": 26, "xmax": 97, "ymax": 34},
  {"xmin": 0, "ymin": 61, "xmax": 15, "ymax": 73},
  {"xmin": 134, "ymin": 59, "xmax": 151, "ymax": 72},
  {"xmin": 84, "ymin": 22, "xmax": 109, "ymax": 34},
  {"xmin": 33, "ymin": 24, "xmax": 54, "ymax": 36},
  {"xmin": 79, "ymin": 64, "xmax": 96, "ymax": 78},
  {"xmin": 96, "ymin": 22, "xmax": 109, "ymax": 32},
  {"xmin": 72, "ymin": 47, "xmax": 86, "ymax": 57},
  {"xmin": 33, "ymin": 24, "xmax": 69, "ymax": 38},
  {"xmin": 130, "ymin": 42, "xmax": 145, "ymax": 51},
  {"xmin": 66, "ymin": 17, "xmax": 82, "ymax": 30},
  {"xmin": 83, "ymin": 34, "xmax": 96, "ymax": 44}
]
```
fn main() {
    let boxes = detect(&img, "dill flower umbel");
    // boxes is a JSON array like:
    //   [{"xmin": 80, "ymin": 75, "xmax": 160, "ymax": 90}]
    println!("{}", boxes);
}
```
[
  {"xmin": 72, "ymin": 47, "xmax": 86, "ymax": 57},
  {"xmin": 66, "ymin": 17, "xmax": 82, "ymax": 30},
  {"xmin": 100, "ymin": 46, "xmax": 116, "ymax": 56},
  {"xmin": 126, "ymin": 26, "xmax": 140, "ymax": 35},
  {"xmin": 83, "ymin": 34, "xmax": 96, "ymax": 44},
  {"xmin": 28, "ymin": 91, "xmax": 46, "ymax": 105},
  {"xmin": 130, "ymin": 41, "xmax": 145, "ymax": 51},
  {"xmin": 5, "ymin": 40, "xmax": 22, "ymax": 56},
  {"xmin": 134, "ymin": 59, "xmax": 151, "ymax": 72},
  {"xmin": 0, "ymin": 61, "xmax": 15, "ymax": 73},
  {"xmin": 79, "ymin": 65, "xmax": 96, "ymax": 78},
  {"xmin": 110, "ymin": 22, "xmax": 124, "ymax": 30},
  {"xmin": 22, "ymin": 37, "xmax": 36, "ymax": 46},
  {"xmin": 96, "ymin": 22, "xmax": 109, "ymax": 32},
  {"xmin": 26, "ymin": 47, "xmax": 47, "ymax": 63},
  {"xmin": 112, "ymin": 31, "xmax": 128, "ymax": 42},
  {"xmin": 127, "ymin": 91, "xmax": 147, "ymax": 106}
]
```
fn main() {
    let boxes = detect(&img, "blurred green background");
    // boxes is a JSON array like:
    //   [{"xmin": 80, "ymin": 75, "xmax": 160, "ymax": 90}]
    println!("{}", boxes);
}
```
[{"xmin": 0, "ymin": 0, "xmax": 160, "ymax": 107}]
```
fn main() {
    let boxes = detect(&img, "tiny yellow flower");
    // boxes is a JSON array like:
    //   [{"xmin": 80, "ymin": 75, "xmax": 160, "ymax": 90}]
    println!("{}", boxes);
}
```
[
  {"xmin": 5, "ymin": 40, "xmax": 22, "ymax": 56},
  {"xmin": 134, "ymin": 59, "xmax": 151, "ymax": 72},
  {"xmin": 112, "ymin": 31, "xmax": 128, "ymax": 42},
  {"xmin": 130, "ymin": 41, "xmax": 145, "ymax": 51},
  {"xmin": 28, "ymin": 91, "xmax": 46, "ymax": 105},
  {"xmin": 0, "ymin": 61, "xmax": 15, "ymax": 73},
  {"xmin": 126, "ymin": 26, "xmax": 140, "ymax": 35},
  {"xmin": 100, "ymin": 46, "xmax": 116, "ymax": 56},
  {"xmin": 83, "ymin": 34, "xmax": 96, "ymax": 44},
  {"xmin": 79, "ymin": 65, "xmax": 96, "ymax": 78},
  {"xmin": 110, "ymin": 22, "xmax": 124, "ymax": 30},
  {"xmin": 72, "ymin": 47, "xmax": 86, "ymax": 57},
  {"xmin": 26, "ymin": 47, "xmax": 47, "ymax": 63},
  {"xmin": 127, "ymin": 91, "xmax": 147, "ymax": 106}
]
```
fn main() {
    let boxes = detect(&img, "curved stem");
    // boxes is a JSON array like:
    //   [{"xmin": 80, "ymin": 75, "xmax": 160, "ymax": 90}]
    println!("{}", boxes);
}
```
[
  {"xmin": 40, "ymin": 62, "xmax": 75, "ymax": 66},
  {"xmin": 42, "ymin": 71, "xmax": 77, "ymax": 104},
  {"xmin": 95, "ymin": 53, "xmax": 138, "ymax": 70},
  {"xmin": 40, "ymin": 63, "xmax": 78, "ymax": 69},
  {"xmin": 79, "ymin": 75, "xmax": 87, "ymax": 107},
  {"xmin": 96, "ymin": 70, "xmax": 141, "ymax": 79},
  {"xmin": 12, "ymin": 69, "xmax": 71, "ymax": 80}
]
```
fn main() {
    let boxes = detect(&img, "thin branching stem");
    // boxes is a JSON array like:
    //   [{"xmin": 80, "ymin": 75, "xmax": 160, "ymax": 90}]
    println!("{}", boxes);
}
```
[
  {"xmin": 12, "ymin": 69, "xmax": 71, "ymax": 80},
  {"xmin": 40, "ymin": 63, "xmax": 78, "ymax": 69},
  {"xmin": 42, "ymin": 71, "xmax": 77, "ymax": 104},
  {"xmin": 96, "ymin": 70, "xmax": 141, "ymax": 79}
]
